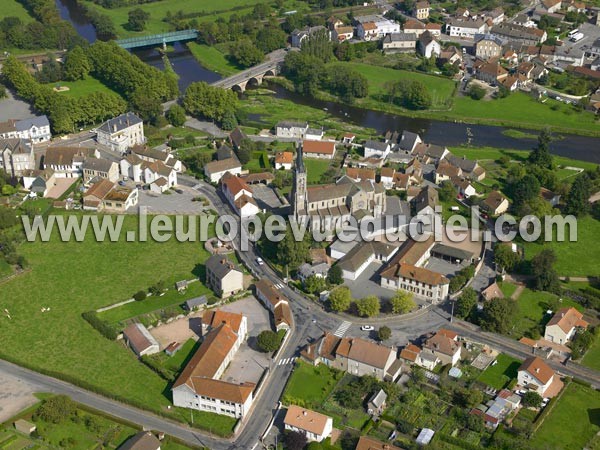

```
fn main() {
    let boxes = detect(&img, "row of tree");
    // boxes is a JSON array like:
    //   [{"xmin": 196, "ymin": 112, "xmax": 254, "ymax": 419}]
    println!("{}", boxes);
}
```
[
  {"xmin": 328, "ymin": 286, "xmax": 416, "ymax": 317},
  {"xmin": 0, "ymin": 15, "xmax": 84, "ymax": 51}
]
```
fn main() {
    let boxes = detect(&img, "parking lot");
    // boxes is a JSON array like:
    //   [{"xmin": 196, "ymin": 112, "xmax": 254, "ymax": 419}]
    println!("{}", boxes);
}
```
[
  {"xmin": 561, "ymin": 23, "xmax": 600, "ymax": 62},
  {"xmin": 132, "ymin": 186, "xmax": 208, "ymax": 215},
  {"xmin": 424, "ymin": 256, "xmax": 468, "ymax": 278},
  {"xmin": 0, "ymin": 373, "xmax": 38, "ymax": 423},
  {"xmin": 343, "ymin": 261, "xmax": 397, "ymax": 304}
]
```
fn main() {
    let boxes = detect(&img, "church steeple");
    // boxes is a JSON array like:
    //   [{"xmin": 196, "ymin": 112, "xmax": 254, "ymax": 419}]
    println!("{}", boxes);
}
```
[{"xmin": 292, "ymin": 144, "xmax": 307, "ymax": 221}]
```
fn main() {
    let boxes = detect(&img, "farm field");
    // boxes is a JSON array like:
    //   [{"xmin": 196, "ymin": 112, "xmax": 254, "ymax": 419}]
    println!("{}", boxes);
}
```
[
  {"xmin": 477, "ymin": 353, "xmax": 521, "ymax": 389},
  {"xmin": 531, "ymin": 383, "xmax": 600, "ymax": 450},
  {"xmin": 0, "ymin": 214, "xmax": 234, "ymax": 434}
]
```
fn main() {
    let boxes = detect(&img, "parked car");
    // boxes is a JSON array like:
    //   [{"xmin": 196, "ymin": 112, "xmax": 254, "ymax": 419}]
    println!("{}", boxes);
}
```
[
  {"xmin": 256, "ymin": 257, "xmax": 264, "ymax": 265},
  {"xmin": 360, "ymin": 325, "xmax": 374, "ymax": 331},
  {"xmin": 118, "ymin": 181, "xmax": 126, "ymax": 186}
]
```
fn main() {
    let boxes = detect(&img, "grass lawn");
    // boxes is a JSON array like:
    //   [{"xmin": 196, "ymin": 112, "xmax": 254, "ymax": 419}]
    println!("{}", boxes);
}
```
[
  {"xmin": 187, "ymin": 43, "xmax": 241, "ymax": 76},
  {"xmin": 451, "ymin": 93, "xmax": 600, "ymax": 135},
  {"xmin": 98, "ymin": 281, "xmax": 212, "ymax": 326},
  {"xmin": 304, "ymin": 158, "xmax": 331, "ymax": 184},
  {"xmin": 498, "ymin": 281, "xmax": 518, "ymax": 299},
  {"xmin": 477, "ymin": 354, "xmax": 521, "ymax": 389},
  {"xmin": 282, "ymin": 361, "xmax": 343, "ymax": 408},
  {"xmin": 0, "ymin": 259, "xmax": 12, "ymax": 278},
  {"xmin": 49, "ymin": 76, "xmax": 120, "ymax": 99},
  {"xmin": 4, "ymin": 0, "xmax": 34, "ymax": 22},
  {"xmin": 531, "ymin": 383, "xmax": 600, "ymax": 450},
  {"xmin": 522, "ymin": 216, "xmax": 600, "ymax": 277},
  {"xmin": 0, "ymin": 214, "xmax": 235, "ymax": 434},
  {"xmin": 164, "ymin": 338, "xmax": 199, "ymax": 371},
  {"xmin": 582, "ymin": 335, "xmax": 600, "ymax": 371},
  {"xmin": 340, "ymin": 62, "xmax": 456, "ymax": 109}
]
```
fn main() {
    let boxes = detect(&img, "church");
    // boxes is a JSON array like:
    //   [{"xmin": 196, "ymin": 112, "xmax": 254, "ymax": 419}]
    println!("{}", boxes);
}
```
[{"xmin": 292, "ymin": 147, "xmax": 387, "ymax": 231}]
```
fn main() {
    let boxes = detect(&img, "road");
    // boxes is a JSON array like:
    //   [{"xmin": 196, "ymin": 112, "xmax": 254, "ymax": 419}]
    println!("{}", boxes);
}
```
[{"xmin": 211, "ymin": 49, "xmax": 290, "ymax": 90}]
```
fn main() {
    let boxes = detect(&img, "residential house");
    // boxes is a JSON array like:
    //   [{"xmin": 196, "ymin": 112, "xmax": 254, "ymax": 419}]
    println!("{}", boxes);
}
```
[
  {"xmin": 82, "ymin": 157, "xmax": 119, "ymax": 184},
  {"xmin": 435, "ymin": 159, "xmax": 462, "ymax": 184},
  {"xmin": 439, "ymin": 46, "xmax": 463, "ymax": 65},
  {"xmin": 540, "ymin": 187, "xmax": 560, "ymax": 206},
  {"xmin": 183, "ymin": 296, "xmax": 208, "ymax": 311},
  {"xmin": 275, "ymin": 151, "xmax": 294, "ymax": 170},
  {"xmin": 21, "ymin": 169, "xmax": 55, "ymax": 197},
  {"xmin": 422, "ymin": 329, "xmax": 462, "ymax": 366},
  {"xmin": 517, "ymin": 356, "xmax": 555, "ymax": 396},
  {"xmin": 123, "ymin": 323, "xmax": 160, "ymax": 357},
  {"xmin": 276, "ymin": 121, "xmax": 308, "ymax": 139},
  {"xmin": 453, "ymin": 177, "xmax": 478, "ymax": 198},
  {"xmin": 446, "ymin": 18, "xmax": 487, "ymax": 39},
  {"xmin": 540, "ymin": 0, "xmax": 562, "ymax": 13},
  {"xmin": 327, "ymin": 16, "xmax": 344, "ymax": 30},
  {"xmin": 357, "ymin": 22, "xmax": 379, "ymax": 40},
  {"xmin": 554, "ymin": 46, "xmax": 584, "ymax": 67},
  {"xmin": 475, "ymin": 58, "xmax": 508, "ymax": 84},
  {"xmin": 302, "ymin": 140, "xmax": 336, "ymax": 159},
  {"xmin": 333, "ymin": 26, "xmax": 355, "ymax": 42},
  {"xmin": 544, "ymin": 307, "xmax": 588, "ymax": 344},
  {"xmin": 44, "ymin": 147, "xmax": 99, "ymax": 178},
  {"xmin": 403, "ymin": 19, "xmax": 427, "ymax": 37},
  {"xmin": 475, "ymin": 34, "xmax": 503, "ymax": 60},
  {"xmin": 119, "ymin": 431, "xmax": 161, "ymax": 450},
  {"xmin": 414, "ymin": 0, "xmax": 430, "ymax": 19},
  {"xmin": 291, "ymin": 26, "xmax": 329, "ymax": 47},
  {"xmin": 284, "ymin": 406, "xmax": 333, "ymax": 442},
  {"xmin": 367, "ymin": 389, "xmax": 387, "ymax": 417},
  {"xmin": 486, "ymin": 7, "xmax": 505, "ymax": 24},
  {"xmin": 425, "ymin": 22, "xmax": 443, "ymax": 36},
  {"xmin": 471, "ymin": 389, "xmax": 521, "ymax": 429},
  {"xmin": 336, "ymin": 241, "xmax": 399, "ymax": 280},
  {"xmin": 216, "ymin": 144, "xmax": 234, "ymax": 162},
  {"xmin": 501, "ymin": 75, "xmax": 520, "ymax": 91},
  {"xmin": 103, "ymin": 186, "xmax": 138, "ymax": 212},
  {"xmin": 172, "ymin": 310, "xmax": 253, "ymax": 418},
  {"xmin": 380, "ymin": 167, "xmax": 396, "ymax": 189},
  {"xmin": 398, "ymin": 131, "xmax": 422, "ymax": 153},
  {"xmin": 445, "ymin": 154, "xmax": 486, "ymax": 180},
  {"xmin": 355, "ymin": 15, "xmax": 400, "ymax": 40},
  {"xmin": 382, "ymin": 33, "xmax": 417, "ymax": 53},
  {"xmin": 228, "ymin": 127, "xmax": 247, "ymax": 150},
  {"xmin": 0, "ymin": 138, "xmax": 34, "ymax": 178},
  {"xmin": 0, "ymin": 116, "xmax": 51, "ymax": 143},
  {"xmin": 418, "ymin": 31, "xmax": 441, "ymax": 58},
  {"xmin": 131, "ymin": 145, "xmax": 183, "ymax": 172},
  {"xmin": 342, "ymin": 133, "xmax": 356, "ymax": 144},
  {"xmin": 355, "ymin": 436, "xmax": 402, "ymax": 450},
  {"xmin": 491, "ymin": 23, "xmax": 547, "ymax": 45},
  {"xmin": 205, "ymin": 254, "xmax": 244, "ymax": 298},
  {"xmin": 481, "ymin": 281, "xmax": 504, "ymax": 301},
  {"xmin": 96, "ymin": 112, "xmax": 145, "ymax": 154},
  {"xmin": 364, "ymin": 140, "xmax": 391, "ymax": 159},
  {"xmin": 412, "ymin": 185, "xmax": 439, "ymax": 216},
  {"xmin": 120, "ymin": 153, "xmax": 144, "ymax": 183},
  {"xmin": 221, "ymin": 172, "xmax": 261, "ymax": 218},
  {"xmin": 144, "ymin": 161, "xmax": 177, "ymax": 190},
  {"xmin": 254, "ymin": 279, "xmax": 293, "ymax": 331},
  {"xmin": 204, "ymin": 156, "xmax": 242, "ymax": 183},
  {"xmin": 412, "ymin": 142, "xmax": 449, "ymax": 163},
  {"xmin": 482, "ymin": 190, "xmax": 509, "ymax": 215},
  {"xmin": 297, "ymin": 262, "xmax": 330, "ymax": 281},
  {"xmin": 82, "ymin": 179, "xmax": 114, "ymax": 210},
  {"xmin": 346, "ymin": 167, "xmax": 376, "ymax": 182}
]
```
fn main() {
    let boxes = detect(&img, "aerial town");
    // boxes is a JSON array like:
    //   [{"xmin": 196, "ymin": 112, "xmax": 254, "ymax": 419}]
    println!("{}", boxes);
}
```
[{"xmin": 0, "ymin": 0, "xmax": 600, "ymax": 449}]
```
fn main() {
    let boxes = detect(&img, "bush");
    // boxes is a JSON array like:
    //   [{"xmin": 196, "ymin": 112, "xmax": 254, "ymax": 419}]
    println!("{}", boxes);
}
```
[
  {"xmin": 469, "ymin": 84, "xmax": 486, "ymax": 100},
  {"xmin": 133, "ymin": 290, "xmax": 147, "ymax": 301},
  {"xmin": 36, "ymin": 395, "xmax": 76, "ymax": 424},
  {"xmin": 257, "ymin": 330, "xmax": 282, "ymax": 352},
  {"xmin": 81, "ymin": 311, "xmax": 118, "ymax": 340}
]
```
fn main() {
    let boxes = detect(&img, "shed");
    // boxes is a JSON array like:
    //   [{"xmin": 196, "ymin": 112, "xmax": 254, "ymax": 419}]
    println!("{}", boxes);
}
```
[
  {"xmin": 184, "ymin": 295, "xmax": 208, "ymax": 311},
  {"xmin": 416, "ymin": 428, "xmax": 435, "ymax": 445},
  {"xmin": 14, "ymin": 419, "xmax": 36, "ymax": 435},
  {"xmin": 123, "ymin": 323, "xmax": 160, "ymax": 357},
  {"xmin": 175, "ymin": 280, "xmax": 189, "ymax": 292},
  {"xmin": 367, "ymin": 389, "xmax": 388, "ymax": 416}
]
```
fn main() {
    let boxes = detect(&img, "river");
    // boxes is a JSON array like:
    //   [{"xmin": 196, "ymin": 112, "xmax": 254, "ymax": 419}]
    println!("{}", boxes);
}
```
[{"xmin": 54, "ymin": 0, "xmax": 600, "ymax": 163}]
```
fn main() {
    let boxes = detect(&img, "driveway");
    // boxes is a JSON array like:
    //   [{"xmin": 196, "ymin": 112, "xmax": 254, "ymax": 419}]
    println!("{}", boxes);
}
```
[
  {"xmin": 0, "ymin": 372, "xmax": 39, "ymax": 422},
  {"xmin": 343, "ymin": 261, "xmax": 396, "ymax": 303},
  {"xmin": 132, "ymin": 186, "xmax": 207, "ymax": 215}
]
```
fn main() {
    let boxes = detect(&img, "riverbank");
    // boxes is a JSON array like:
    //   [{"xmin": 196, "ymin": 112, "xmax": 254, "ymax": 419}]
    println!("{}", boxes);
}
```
[{"xmin": 186, "ymin": 42, "xmax": 241, "ymax": 77}]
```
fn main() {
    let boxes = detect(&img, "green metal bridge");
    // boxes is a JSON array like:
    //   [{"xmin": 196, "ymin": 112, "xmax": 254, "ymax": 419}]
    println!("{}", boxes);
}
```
[{"xmin": 115, "ymin": 29, "xmax": 198, "ymax": 50}]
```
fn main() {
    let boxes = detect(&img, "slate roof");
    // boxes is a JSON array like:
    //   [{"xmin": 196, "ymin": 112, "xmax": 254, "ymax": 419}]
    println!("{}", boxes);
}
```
[{"xmin": 98, "ymin": 112, "xmax": 142, "ymax": 134}]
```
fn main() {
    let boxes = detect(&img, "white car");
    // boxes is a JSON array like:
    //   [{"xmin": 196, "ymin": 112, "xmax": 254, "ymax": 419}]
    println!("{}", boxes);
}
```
[
  {"xmin": 360, "ymin": 325, "xmax": 374, "ymax": 331},
  {"xmin": 256, "ymin": 257, "xmax": 264, "ymax": 265}
]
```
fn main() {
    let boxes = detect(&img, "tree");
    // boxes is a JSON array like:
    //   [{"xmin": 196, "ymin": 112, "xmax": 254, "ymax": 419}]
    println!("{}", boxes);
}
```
[
  {"xmin": 301, "ymin": 28, "xmax": 334, "ymax": 62},
  {"xmin": 531, "ymin": 249, "xmax": 560, "ymax": 293},
  {"xmin": 229, "ymin": 39, "xmax": 264, "ymax": 68},
  {"xmin": 327, "ymin": 264, "xmax": 343, "ymax": 285},
  {"xmin": 283, "ymin": 430, "xmax": 307, "ymax": 450},
  {"xmin": 494, "ymin": 243, "xmax": 520, "ymax": 272},
  {"xmin": 221, "ymin": 110, "xmax": 238, "ymax": 131},
  {"xmin": 528, "ymin": 129, "xmax": 553, "ymax": 169},
  {"xmin": 63, "ymin": 46, "xmax": 90, "ymax": 81},
  {"xmin": 468, "ymin": 84, "xmax": 486, "ymax": 100},
  {"xmin": 522, "ymin": 391, "xmax": 543, "ymax": 408},
  {"xmin": 277, "ymin": 226, "xmax": 311, "ymax": 272},
  {"xmin": 565, "ymin": 172, "xmax": 591, "ymax": 216},
  {"xmin": 304, "ymin": 275, "xmax": 327, "ymax": 295},
  {"xmin": 166, "ymin": 104, "xmax": 186, "ymax": 127},
  {"xmin": 183, "ymin": 82, "xmax": 238, "ymax": 123},
  {"xmin": 378, "ymin": 326, "xmax": 392, "ymax": 341},
  {"xmin": 467, "ymin": 413, "xmax": 484, "ymax": 432},
  {"xmin": 127, "ymin": 8, "xmax": 150, "ymax": 31},
  {"xmin": 455, "ymin": 287, "xmax": 477, "ymax": 319},
  {"xmin": 133, "ymin": 290, "xmax": 146, "ymax": 301},
  {"xmin": 36, "ymin": 395, "xmax": 75, "ymax": 423},
  {"xmin": 480, "ymin": 297, "xmax": 518, "ymax": 334},
  {"xmin": 255, "ymin": 26, "xmax": 286, "ymax": 53},
  {"xmin": 356, "ymin": 295, "xmax": 380, "ymax": 317},
  {"xmin": 389, "ymin": 290, "xmax": 415, "ymax": 314},
  {"xmin": 257, "ymin": 330, "xmax": 281, "ymax": 352},
  {"xmin": 329, "ymin": 286, "xmax": 352, "ymax": 312},
  {"xmin": 511, "ymin": 173, "xmax": 540, "ymax": 213}
]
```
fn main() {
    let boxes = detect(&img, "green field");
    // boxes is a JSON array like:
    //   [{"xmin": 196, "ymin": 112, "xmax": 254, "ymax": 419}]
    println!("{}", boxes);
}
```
[
  {"xmin": 531, "ymin": 383, "xmax": 600, "ymax": 450},
  {"xmin": 4, "ymin": 0, "xmax": 34, "ymax": 22},
  {"xmin": 477, "ymin": 354, "xmax": 521, "ymax": 389},
  {"xmin": 522, "ymin": 216, "xmax": 600, "ymax": 277},
  {"xmin": 0, "ymin": 214, "xmax": 234, "ymax": 434},
  {"xmin": 304, "ymin": 158, "xmax": 331, "ymax": 184},
  {"xmin": 282, "ymin": 361, "xmax": 343, "ymax": 408},
  {"xmin": 187, "ymin": 43, "xmax": 241, "ymax": 77},
  {"xmin": 98, "ymin": 281, "xmax": 212, "ymax": 325},
  {"xmin": 582, "ymin": 335, "xmax": 600, "ymax": 371},
  {"xmin": 342, "ymin": 62, "xmax": 456, "ymax": 109},
  {"xmin": 49, "ymin": 76, "xmax": 120, "ymax": 99}
]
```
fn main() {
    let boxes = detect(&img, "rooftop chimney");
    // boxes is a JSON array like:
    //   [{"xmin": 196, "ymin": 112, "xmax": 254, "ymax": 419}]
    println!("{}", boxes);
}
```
[
  {"xmin": 535, "ymin": 368, "xmax": 540, "ymax": 373},
  {"xmin": 303, "ymin": 411, "xmax": 307, "ymax": 416}
]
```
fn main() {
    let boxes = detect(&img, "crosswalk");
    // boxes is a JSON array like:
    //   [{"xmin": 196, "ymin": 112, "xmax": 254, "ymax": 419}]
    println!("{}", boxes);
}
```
[
  {"xmin": 333, "ymin": 320, "xmax": 352, "ymax": 338},
  {"xmin": 277, "ymin": 357, "xmax": 297, "ymax": 366},
  {"xmin": 273, "ymin": 282, "xmax": 285, "ymax": 289}
]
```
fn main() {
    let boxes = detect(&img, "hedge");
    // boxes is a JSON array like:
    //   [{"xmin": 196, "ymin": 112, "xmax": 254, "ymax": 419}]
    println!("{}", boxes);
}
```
[{"xmin": 81, "ymin": 311, "xmax": 118, "ymax": 340}]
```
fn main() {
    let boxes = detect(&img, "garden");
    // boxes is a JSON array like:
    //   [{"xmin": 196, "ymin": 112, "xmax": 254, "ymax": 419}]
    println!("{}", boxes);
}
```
[{"xmin": 476, "ymin": 354, "xmax": 521, "ymax": 390}]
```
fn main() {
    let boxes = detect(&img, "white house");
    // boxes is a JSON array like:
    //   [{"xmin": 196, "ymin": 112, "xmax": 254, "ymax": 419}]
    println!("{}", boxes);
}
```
[
  {"xmin": 144, "ymin": 161, "xmax": 177, "ymax": 188},
  {"xmin": 96, "ymin": 112, "xmax": 145, "ymax": 154},
  {"xmin": 418, "ymin": 31, "xmax": 441, "ymax": 58},
  {"xmin": 284, "ymin": 406, "xmax": 333, "ymax": 442},
  {"xmin": 517, "ymin": 356, "xmax": 555, "ymax": 396},
  {"xmin": 302, "ymin": 140, "xmax": 335, "ymax": 159},
  {"xmin": 446, "ymin": 18, "xmax": 487, "ymax": 38},
  {"xmin": 205, "ymin": 255, "xmax": 244, "ymax": 298},
  {"xmin": 363, "ymin": 140, "xmax": 391, "ymax": 159},
  {"xmin": 44, "ymin": 147, "xmax": 99, "ymax": 178},
  {"xmin": 120, "ymin": 153, "xmax": 144, "ymax": 183},
  {"xmin": 276, "ymin": 121, "xmax": 308, "ymax": 139},
  {"xmin": 275, "ymin": 151, "xmax": 294, "ymax": 170},
  {"xmin": 544, "ymin": 307, "xmax": 588, "ymax": 344},
  {"xmin": 131, "ymin": 145, "xmax": 183, "ymax": 172},
  {"xmin": 422, "ymin": 329, "xmax": 462, "ymax": 367},
  {"xmin": 0, "ymin": 116, "xmax": 51, "ymax": 143},
  {"xmin": 204, "ymin": 156, "xmax": 242, "ymax": 183},
  {"xmin": 382, "ymin": 33, "xmax": 417, "ymax": 52},
  {"xmin": 221, "ymin": 172, "xmax": 261, "ymax": 218},
  {"xmin": 0, "ymin": 138, "xmax": 35, "ymax": 178}
]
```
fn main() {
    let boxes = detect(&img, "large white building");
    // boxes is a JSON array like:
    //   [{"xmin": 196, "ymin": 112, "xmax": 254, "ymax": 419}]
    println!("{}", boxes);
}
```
[
  {"xmin": 0, "ymin": 138, "xmax": 35, "ymax": 178},
  {"xmin": 172, "ymin": 310, "xmax": 254, "ymax": 418},
  {"xmin": 446, "ymin": 18, "xmax": 487, "ymax": 38},
  {"xmin": 0, "ymin": 116, "xmax": 51, "ymax": 143},
  {"xmin": 96, "ymin": 112, "xmax": 145, "ymax": 154},
  {"xmin": 356, "ymin": 15, "xmax": 401, "ymax": 40}
]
